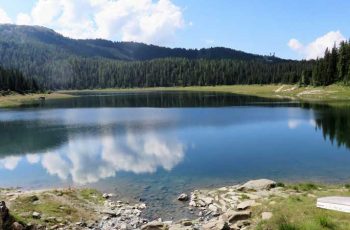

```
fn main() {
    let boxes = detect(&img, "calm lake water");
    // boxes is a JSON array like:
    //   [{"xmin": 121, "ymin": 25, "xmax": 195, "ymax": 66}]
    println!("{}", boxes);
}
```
[{"xmin": 1, "ymin": 91, "xmax": 350, "ymax": 219}]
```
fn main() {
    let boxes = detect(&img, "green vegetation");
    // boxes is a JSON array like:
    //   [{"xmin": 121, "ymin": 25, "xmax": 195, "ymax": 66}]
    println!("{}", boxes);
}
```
[
  {"xmin": 0, "ymin": 92, "xmax": 74, "ymax": 107},
  {"xmin": 1, "ymin": 25, "xmax": 350, "ymax": 93},
  {"xmin": 0, "ymin": 188, "xmax": 103, "ymax": 228},
  {"xmin": 0, "ymin": 66, "xmax": 39, "ymax": 93},
  {"xmin": 255, "ymin": 184, "xmax": 350, "ymax": 230}
]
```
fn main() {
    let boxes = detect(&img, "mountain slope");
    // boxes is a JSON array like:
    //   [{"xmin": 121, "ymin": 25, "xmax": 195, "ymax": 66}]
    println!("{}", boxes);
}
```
[
  {"xmin": 0, "ymin": 24, "xmax": 309, "ymax": 90},
  {"xmin": 0, "ymin": 24, "xmax": 281, "ymax": 62}
]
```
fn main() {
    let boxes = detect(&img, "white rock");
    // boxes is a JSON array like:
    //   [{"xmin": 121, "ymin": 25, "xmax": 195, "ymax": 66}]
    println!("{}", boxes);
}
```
[
  {"xmin": 237, "ymin": 200, "xmax": 255, "ymax": 210},
  {"xmin": 262, "ymin": 212, "xmax": 273, "ymax": 220},
  {"xmin": 208, "ymin": 204, "xmax": 218, "ymax": 212},
  {"xmin": 238, "ymin": 179, "xmax": 276, "ymax": 191},
  {"xmin": 32, "ymin": 211, "xmax": 41, "ymax": 219},
  {"xmin": 203, "ymin": 197, "xmax": 214, "ymax": 205}
]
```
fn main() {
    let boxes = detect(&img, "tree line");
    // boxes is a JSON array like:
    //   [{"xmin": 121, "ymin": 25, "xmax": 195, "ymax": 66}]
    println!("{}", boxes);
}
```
[
  {"xmin": 0, "ymin": 66, "xmax": 39, "ymax": 93},
  {"xmin": 7, "ymin": 57, "xmax": 312, "ymax": 90},
  {"xmin": 306, "ymin": 40, "xmax": 350, "ymax": 86},
  {"xmin": 1, "ymin": 38, "xmax": 350, "ymax": 91}
]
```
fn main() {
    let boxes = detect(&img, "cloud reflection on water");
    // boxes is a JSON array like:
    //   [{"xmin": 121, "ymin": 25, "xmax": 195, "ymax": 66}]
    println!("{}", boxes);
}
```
[{"xmin": 0, "ymin": 127, "xmax": 185, "ymax": 185}]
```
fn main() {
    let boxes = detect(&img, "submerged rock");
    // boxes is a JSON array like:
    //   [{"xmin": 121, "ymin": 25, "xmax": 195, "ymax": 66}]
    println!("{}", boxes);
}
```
[
  {"xmin": 238, "ymin": 179, "xmax": 276, "ymax": 191},
  {"xmin": 177, "ymin": 193, "xmax": 189, "ymax": 202}
]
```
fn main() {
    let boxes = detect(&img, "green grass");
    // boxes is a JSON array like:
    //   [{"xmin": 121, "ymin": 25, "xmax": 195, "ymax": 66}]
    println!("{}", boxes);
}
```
[
  {"xmin": 60, "ymin": 84, "xmax": 350, "ymax": 103},
  {"xmin": 2, "ymin": 189, "xmax": 102, "ymax": 228},
  {"xmin": 0, "ymin": 92, "xmax": 74, "ymax": 108},
  {"xmin": 79, "ymin": 188, "xmax": 105, "ymax": 204},
  {"xmin": 254, "ymin": 185, "xmax": 350, "ymax": 230},
  {"xmin": 2, "ymin": 84, "xmax": 350, "ymax": 108},
  {"xmin": 288, "ymin": 183, "xmax": 319, "ymax": 192}
]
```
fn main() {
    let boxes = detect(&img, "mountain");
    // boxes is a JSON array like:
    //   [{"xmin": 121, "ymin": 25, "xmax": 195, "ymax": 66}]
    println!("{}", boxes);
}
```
[
  {"xmin": 0, "ymin": 24, "xmax": 281, "ymax": 62},
  {"xmin": 0, "ymin": 24, "xmax": 309, "ymax": 90}
]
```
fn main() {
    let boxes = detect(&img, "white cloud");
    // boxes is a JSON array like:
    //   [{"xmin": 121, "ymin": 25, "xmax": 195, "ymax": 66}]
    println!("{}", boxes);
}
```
[
  {"xmin": 288, "ymin": 31, "xmax": 346, "ymax": 60},
  {"xmin": 0, "ymin": 8, "xmax": 12, "ymax": 24},
  {"xmin": 15, "ymin": 0, "xmax": 185, "ymax": 44}
]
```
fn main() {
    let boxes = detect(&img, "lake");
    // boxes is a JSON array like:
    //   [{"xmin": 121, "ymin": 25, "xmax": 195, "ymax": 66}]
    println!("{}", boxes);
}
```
[{"xmin": 1, "ymin": 91, "xmax": 350, "ymax": 219}]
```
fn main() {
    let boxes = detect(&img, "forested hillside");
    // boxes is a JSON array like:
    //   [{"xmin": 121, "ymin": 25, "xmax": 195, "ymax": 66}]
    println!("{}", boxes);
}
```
[
  {"xmin": 0, "ymin": 66, "xmax": 39, "ymax": 93},
  {"xmin": 309, "ymin": 41, "xmax": 350, "ymax": 85},
  {"xmin": 0, "ymin": 24, "xmax": 348, "ymax": 90}
]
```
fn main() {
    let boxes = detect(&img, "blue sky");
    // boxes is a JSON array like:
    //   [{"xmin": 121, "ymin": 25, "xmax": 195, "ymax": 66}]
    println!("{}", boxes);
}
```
[{"xmin": 0, "ymin": 0, "xmax": 349, "ymax": 60}]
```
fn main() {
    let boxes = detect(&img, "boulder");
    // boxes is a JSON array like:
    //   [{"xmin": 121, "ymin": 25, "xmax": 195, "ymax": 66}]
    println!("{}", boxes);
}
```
[
  {"xmin": 222, "ymin": 210, "xmax": 251, "ymax": 224},
  {"xmin": 202, "ymin": 218, "xmax": 230, "ymax": 230},
  {"xmin": 0, "ymin": 201, "xmax": 9, "ymax": 227},
  {"xmin": 141, "ymin": 221, "xmax": 168, "ymax": 230},
  {"xmin": 237, "ymin": 200, "xmax": 255, "ymax": 210},
  {"xmin": 177, "ymin": 193, "xmax": 189, "ymax": 202},
  {"xmin": 230, "ymin": 220, "xmax": 251, "ymax": 230},
  {"xmin": 238, "ymin": 179, "xmax": 276, "ymax": 191}
]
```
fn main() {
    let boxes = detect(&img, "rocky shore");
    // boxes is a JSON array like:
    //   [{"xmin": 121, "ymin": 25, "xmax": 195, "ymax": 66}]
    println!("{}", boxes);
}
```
[{"xmin": 1, "ymin": 179, "xmax": 350, "ymax": 230}]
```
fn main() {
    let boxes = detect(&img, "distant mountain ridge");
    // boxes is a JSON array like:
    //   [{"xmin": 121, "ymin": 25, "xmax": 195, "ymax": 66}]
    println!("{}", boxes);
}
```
[
  {"xmin": 0, "ymin": 24, "xmax": 309, "ymax": 90},
  {"xmin": 0, "ymin": 24, "xmax": 282, "ymax": 62}
]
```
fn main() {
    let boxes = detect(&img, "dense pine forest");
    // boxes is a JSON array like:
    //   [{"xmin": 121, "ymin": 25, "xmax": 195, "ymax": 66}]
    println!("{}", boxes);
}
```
[
  {"xmin": 0, "ymin": 66, "xmax": 39, "ymax": 93},
  {"xmin": 0, "ymin": 24, "xmax": 349, "ymax": 91},
  {"xmin": 309, "ymin": 41, "xmax": 350, "ymax": 86}
]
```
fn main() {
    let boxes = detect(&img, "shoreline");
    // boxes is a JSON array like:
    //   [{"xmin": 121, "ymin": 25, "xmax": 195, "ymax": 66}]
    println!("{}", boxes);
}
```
[
  {"xmin": 60, "ymin": 84, "xmax": 350, "ymax": 103},
  {"xmin": 0, "ymin": 92, "xmax": 75, "ymax": 108},
  {"xmin": 1, "ymin": 84, "xmax": 350, "ymax": 108},
  {"xmin": 2, "ymin": 179, "xmax": 350, "ymax": 229}
]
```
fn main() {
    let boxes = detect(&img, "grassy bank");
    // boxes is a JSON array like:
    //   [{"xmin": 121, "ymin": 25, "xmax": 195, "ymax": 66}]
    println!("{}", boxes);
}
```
[
  {"xmin": 0, "ymin": 92, "xmax": 74, "ymax": 108},
  {"xmin": 61, "ymin": 84, "xmax": 350, "ymax": 103},
  {"xmin": 2, "ymin": 182, "xmax": 350, "ymax": 229},
  {"xmin": 2, "ymin": 84, "xmax": 350, "ymax": 108},
  {"xmin": 255, "ymin": 183, "xmax": 350, "ymax": 230},
  {"xmin": 0, "ymin": 188, "xmax": 104, "ymax": 229}
]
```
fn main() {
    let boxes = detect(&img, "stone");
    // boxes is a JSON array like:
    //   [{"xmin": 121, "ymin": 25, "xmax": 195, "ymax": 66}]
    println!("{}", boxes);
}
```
[
  {"xmin": 237, "ymin": 200, "xmax": 255, "ymax": 210},
  {"xmin": 261, "ymin": 212, "xmax": 273, "ymax": 220},
  {"xmin": 0, "ymin": 201, "xmax": 9, "ymax": 227},
  {"xmin": 208, "ymin": 204, "xmax": 218, "ymax": 212},
  {"xmin": 177, "ymin": 193, "xmax": 189, "ymax": 201},
  {"xmin": 181, "ymin": 220, "xmax": 192, "ymax": 226},
  {"xmin": 141, "ymin": 221, "xmax": 168, "ymax": 230},
  {"xmin": 203, "ymin": 197, "xmax": 214, "ymax": 205},
  {"xmin": 32, "ymin": 211, "xmax": 41, "ymax": 219},
  {"xmin": 238, "ymin": 179, "xmax": 276, "ymax": 191},
  {"xmin": 230, "ymin": 220, "xmax": 251, "ymax": 230},
  {"xmin": 12, "ymin": 222, "xmax": 24, "ymax": 230},
  {"xmin": 102, "ymin": 193, "xmax": 110, "ymax": 199},
  {"xmin": 189, "ymin": 201, "xmax": 196, "ymax": 206},
  {"xmin": 202, "ymin": 218, "xmax": 230, "ymax": 230},
  {"xmin": 222, "ymin": 210, "xmax": 251, "ymax": 224}
]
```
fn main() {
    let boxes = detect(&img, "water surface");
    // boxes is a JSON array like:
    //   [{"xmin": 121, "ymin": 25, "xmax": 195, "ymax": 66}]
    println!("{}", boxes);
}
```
[{"xmin": 1, "ymin": 91, "xmax": 350, "ymax": 219}]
